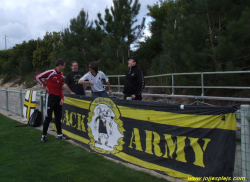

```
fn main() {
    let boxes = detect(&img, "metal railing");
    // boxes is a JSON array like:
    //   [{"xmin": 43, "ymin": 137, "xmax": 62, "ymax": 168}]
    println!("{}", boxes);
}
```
[
  {"xmin": 108, "ymin": 70, "xmax": 250, "ymax": 103},
  {"xmin": 0, "ymin": 88, "xmax": 45, "ymax": 120},
  {"xmin": 237, "ymin": 105, "xmax": 250, "ymax": 181}
]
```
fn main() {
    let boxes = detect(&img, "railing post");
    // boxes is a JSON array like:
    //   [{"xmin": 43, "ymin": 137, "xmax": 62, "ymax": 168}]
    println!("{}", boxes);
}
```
[
  {"xmin": 118, "ymin": 76, "xmax": 120, "ymax": 92},
  {"xmin": 19, "ymin": 88, "xmax": 23, "ymax": 116},
  {"xmin": 172, "ymin": 74, "xmax": 174, "ymax": 95},
  {"xmin": 201, "ymin": 73, "xmax": 204, "ymax": 96},
  {"xmin": 5, "ymin": 87, "xmax": 9, "ymax": 111},
  {"xmin": 240, "ymin": 105, "xmax": 250, "ymax": 181},
  {"xmin": 40, "ymin": 91, "xmax": 44, "ymax": 121}
]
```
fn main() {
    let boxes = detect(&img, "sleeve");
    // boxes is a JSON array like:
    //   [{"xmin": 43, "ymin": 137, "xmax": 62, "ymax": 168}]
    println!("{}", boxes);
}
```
[
  {"xmin": 135, "ymin": 69, "xmax": 145, "ymax": 96},
  {"xmin": 102, "ymin": 72, "xmax": 109, "ymax": 83},
  {"xmin": 79, "ymin": 73, "xmax": 89, "ymax": 81},
  {"xmin": 61, "ymin": 74, "xmax": 65, "ymax": 99},
  {"xmin": 34, "ymin": 70, "xmax": 52, "ymax": 87},
  {"xmin": 61, "ymin": 89, "xmax": 64, "ymax": 100}
]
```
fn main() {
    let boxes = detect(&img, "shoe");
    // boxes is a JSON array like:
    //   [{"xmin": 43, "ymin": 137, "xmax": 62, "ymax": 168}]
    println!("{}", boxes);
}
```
[
  {"xmin": 41, "ymin": 136, "xmax": 46, "ymax": 142},
  {"xmin": 58, "ymin": 134, "xmax": 69, "ymax": 140}
]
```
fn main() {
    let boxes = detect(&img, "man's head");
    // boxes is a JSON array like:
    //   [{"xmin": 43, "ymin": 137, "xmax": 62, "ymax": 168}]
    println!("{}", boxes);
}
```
[
  {"xmin": 71, "ymin": 61, "xmax": 79, "ymax": 72},
  {"xmin": 88, "ymin": 61, "xmax": 98, "ymax": 73},
  {"xmin": 128, "ymin": 57, "xmax": 138, "ymax": 67},
  {"xmin": 56, "ymin": 58, "xmax": 66, "ymax": 72}
]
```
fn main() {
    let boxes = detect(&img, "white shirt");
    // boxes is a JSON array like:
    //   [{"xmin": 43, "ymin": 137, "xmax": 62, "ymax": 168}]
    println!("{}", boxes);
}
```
[{"xmin": 79, "ymin": 71, "xmax": 109, "ymax": 92}]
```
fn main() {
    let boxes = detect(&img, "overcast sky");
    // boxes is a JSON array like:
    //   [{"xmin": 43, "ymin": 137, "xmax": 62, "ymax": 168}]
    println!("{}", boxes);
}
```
[{"xmin": 0, "ymin": 0, "xmax": 157, "ymax": 50}]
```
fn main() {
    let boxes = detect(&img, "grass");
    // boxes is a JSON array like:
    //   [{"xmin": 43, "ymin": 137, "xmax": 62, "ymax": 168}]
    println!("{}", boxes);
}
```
[{"xmin": 0, "ymin": 114, "xmax": 168, "ymax": 182}]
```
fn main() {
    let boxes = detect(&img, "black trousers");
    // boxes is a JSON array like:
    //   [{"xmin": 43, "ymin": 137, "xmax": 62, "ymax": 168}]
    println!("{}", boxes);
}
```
[{"xmin": 43, "ymin": 93, "xmax": 62, "ymax": 135}]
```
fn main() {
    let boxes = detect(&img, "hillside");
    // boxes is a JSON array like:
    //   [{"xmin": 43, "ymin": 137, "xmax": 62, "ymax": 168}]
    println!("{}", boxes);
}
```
[{"xmin": 0, "ymin": 78, "xmax": 43, "ymax": 91}]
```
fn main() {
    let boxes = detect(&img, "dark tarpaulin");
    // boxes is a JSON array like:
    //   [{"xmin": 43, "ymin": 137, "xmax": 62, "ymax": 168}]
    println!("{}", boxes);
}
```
[{"xmin": 52, "ymin": 94, "xmax": 237, "ymax": 180}]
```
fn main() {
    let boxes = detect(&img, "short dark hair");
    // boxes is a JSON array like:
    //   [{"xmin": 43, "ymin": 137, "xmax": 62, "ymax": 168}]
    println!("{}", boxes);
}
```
[
  {"xmin": 89, "ymin": 61, "xmax": 98, "ymax": 73},
  {"xmin": 56, "ymin": 58, "xmax": 65, "ymax": 66},
  {"xmin": 71, "ymin": 61, "xmax": 79, "ymax": 67},
  {"xmin": 128, "ymin": 57, "xmax": 138, "ymax": 64}
]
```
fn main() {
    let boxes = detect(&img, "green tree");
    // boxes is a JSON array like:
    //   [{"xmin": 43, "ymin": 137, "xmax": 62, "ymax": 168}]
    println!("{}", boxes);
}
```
[
  {"xmin": 60, "ymin": 9, "xmax": 101, "ymax": 72},
  {"xmin": 0, "ymin": 50, "xmax": 12, "ymax": 76},
  {"xmin": 136, "ymin": 0, "xmax": 250, "ymax": 96},
  {"xmin": 19, "ymin": 56, "xmax": 32, "ymax": 76},
  {"xmin": 147, "ymin": 0, "xmax": 250, "ymax": 74},
  {"xmin": 219, "ymin": 7, "xmax": 250, "ymax": 71},
  {"xmin": 95, "ymin": 0, "xmax": 145, "ymax": 73},
  {"xmin": 0, "ymin": 39, "xmax": 37, "ymax": 83},
  {"xmin": 135, "ymin": 0, "xmax": 170, "ymax": 74},
  {"xmin": 33, "ymin": 32, "xmax": 61, "ymax": 69}
]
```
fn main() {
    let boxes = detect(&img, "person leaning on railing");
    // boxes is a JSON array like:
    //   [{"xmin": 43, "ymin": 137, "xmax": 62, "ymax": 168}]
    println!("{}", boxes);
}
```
[
  {"xmin": 64, "ymin": 61, "xmax": 87, "ymax": 95},
  {"xmin": 123, "ymin": 57, "xmax": 145, "ymax": 101},
  {"xmin": 78, "ymin": 61, "xmax": 112, "ymax": 97}
]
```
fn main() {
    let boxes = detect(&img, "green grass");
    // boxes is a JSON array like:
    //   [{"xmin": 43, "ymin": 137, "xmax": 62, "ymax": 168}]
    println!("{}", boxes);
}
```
[{"xmin": 0, "ymin": 114, "xmax": 168, "ymax": 182}]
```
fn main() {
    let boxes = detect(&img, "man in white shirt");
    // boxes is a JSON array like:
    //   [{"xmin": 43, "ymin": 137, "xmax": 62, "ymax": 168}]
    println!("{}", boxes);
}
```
[{"xmin": 78, "ymin": 61, "xmax": 112, "ymax": 97}]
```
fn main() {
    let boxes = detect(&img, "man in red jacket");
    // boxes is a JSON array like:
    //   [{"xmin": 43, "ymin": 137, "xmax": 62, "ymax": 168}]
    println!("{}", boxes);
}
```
[{"xmin": 35, "ymin": 58, "xmax": 68, "ymax": 142}]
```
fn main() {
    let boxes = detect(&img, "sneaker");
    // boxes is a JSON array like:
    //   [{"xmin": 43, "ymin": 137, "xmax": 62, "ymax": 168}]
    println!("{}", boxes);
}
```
[
  {"xmin": 58, "ymin": 134, "xmax": 69, "ymax": 140},
  {"xmin": 41, "ymin": 136, "xmax": 46, "ymax": 142}
]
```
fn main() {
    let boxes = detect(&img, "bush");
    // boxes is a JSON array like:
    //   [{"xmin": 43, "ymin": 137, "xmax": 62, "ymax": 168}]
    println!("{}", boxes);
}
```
[
  {"xmin": 19, "ymin": 56, "xmax": 32, "ymax": 76},
  {"xmin": 21, "ymin": 74, "xmax": 37, "ymax": 88}
]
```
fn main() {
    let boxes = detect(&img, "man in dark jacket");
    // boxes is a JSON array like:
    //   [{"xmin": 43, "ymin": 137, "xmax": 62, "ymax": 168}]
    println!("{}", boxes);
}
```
[
  {"xmin": 64, "ymin": 61, "xmax": 86, "ymax": 95},
  {"xmin": 123, "ymin": 57, "xmax": 145, "ymax": 100}
]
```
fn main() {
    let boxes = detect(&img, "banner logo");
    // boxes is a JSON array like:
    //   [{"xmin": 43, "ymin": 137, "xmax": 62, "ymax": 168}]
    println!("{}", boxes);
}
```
[
  {"xmin": 87, "ymin": 97, "xmax": 125, "ymax": 154},
  {"xmin": 23, "ymin": 90, "xmax": 37, "ymax": 121}
]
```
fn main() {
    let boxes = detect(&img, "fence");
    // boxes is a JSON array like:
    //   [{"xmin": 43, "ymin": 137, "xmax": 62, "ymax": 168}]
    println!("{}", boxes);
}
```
[
  {"xmin": 0, "ymin": 88, "xmax": 249, "ymax": 181},
  {"xmin": 108, "ymin": 70, "xmax": 250, "ymax": 104},
  {"xmin": 0, "ymin": 70, "xmax": 250, "ymax": 181},
  {"xmin": 0, "ymin": 88, "xmax": 45, "ymax": 120}
]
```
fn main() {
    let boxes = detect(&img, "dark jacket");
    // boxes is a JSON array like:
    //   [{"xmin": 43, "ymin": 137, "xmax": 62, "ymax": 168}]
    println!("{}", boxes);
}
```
[
  {"xmin": 123, "ymin": 65, "xmax": 145, "ymax": 96},
  {"xmin": 64, "ymin": 70, "xmax": 85, "ymax": 95}
]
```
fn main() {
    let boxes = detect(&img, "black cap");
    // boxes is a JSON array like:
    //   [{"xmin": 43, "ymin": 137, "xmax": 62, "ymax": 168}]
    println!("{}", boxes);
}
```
[{"xmin": 128, "ymin": 57, "xmax": 138, "ymax": 64}]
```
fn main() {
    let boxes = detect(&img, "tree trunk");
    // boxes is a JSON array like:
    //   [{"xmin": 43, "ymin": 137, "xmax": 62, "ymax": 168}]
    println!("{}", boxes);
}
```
[{"xmin": 205, "ymin": 0, "xmax": 218, "ymax": 71}]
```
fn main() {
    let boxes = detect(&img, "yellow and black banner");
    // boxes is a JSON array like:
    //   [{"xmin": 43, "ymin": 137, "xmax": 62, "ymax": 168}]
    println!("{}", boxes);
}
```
[
  {"xmin": 23, "ymin": 90, "xmax": 37, "ymax": 121},
  {"xmin": 53, "ymin": 94, "xmax": 236, "ymax": 180}
]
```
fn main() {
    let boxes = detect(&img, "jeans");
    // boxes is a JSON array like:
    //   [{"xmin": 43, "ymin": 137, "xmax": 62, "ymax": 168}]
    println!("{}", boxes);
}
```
[{"xmin": 91, "ymin": 90, "xmax": 109, "ymax": 97}]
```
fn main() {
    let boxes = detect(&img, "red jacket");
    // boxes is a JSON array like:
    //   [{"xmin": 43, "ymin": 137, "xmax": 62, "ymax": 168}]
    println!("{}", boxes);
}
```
[{"xmin": 35, "ymin": 68, "xmax": 65, "ymax": 99}]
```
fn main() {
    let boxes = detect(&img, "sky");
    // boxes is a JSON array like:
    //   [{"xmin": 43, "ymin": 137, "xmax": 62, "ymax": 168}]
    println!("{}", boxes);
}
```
[{"xmin": 0, "ymin": 0, "xmax": 157, "ymax": 50}]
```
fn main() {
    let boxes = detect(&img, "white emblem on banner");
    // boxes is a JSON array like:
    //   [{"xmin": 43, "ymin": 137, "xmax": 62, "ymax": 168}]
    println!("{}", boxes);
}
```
[{"xmin": 88, "ymin": 98, "xmax": 124, "ymax": 153}]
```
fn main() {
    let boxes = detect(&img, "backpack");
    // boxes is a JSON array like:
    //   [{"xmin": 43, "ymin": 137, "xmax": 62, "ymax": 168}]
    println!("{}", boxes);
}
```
[
  {"xmin": 28, "ymin": 109, "xmax": 42, "ymax": 127},
  {"xmin": 16, "ymin": 108, "xmax": 42, "ymax": 127}
]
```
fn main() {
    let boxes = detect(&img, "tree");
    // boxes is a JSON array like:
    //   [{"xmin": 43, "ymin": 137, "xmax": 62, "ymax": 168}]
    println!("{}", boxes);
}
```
[
  {"xmin": 147, "ymin": 0, "xmax": 250, "ymax": 74},
  {"xmin": 135, "ymin": 1, "xmax": 170, "ymax": 75},
  {"xmin": 33, "ymin": 32, "xmax": 61, "ymax": 69},
  {"xmin": 60, "ymin": 9, "xmax": 101, "ymax": 72},
  {"xmin": 19, "ymin": 56, "xmax": 32, "ymax": 76},
  {"xmin": 0, "ymin": 50, "xmax": 12, "ymax": 76},
  {"xmin": 95, "ymin": 0, "xmax": 145, "ymax": 70},
  {"xmin": 135, "ymin": 0, "xmax": 250, "ymax": 96}
]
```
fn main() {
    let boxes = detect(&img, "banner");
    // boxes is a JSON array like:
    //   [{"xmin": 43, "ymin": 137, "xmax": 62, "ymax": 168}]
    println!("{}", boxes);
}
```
[
  {"xmin": 52, "ymin": 94, "xmax": 236, "ymax": 180},
  {"xmin": 23, "ymin": 90, "xmax": 37, "ymax": 121}
]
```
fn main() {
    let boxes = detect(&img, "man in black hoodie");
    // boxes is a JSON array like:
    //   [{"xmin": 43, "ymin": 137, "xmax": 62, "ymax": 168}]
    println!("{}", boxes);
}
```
[{"xmin": 123, "ymin": 57, "xmax": 145, "ymax": 100}]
